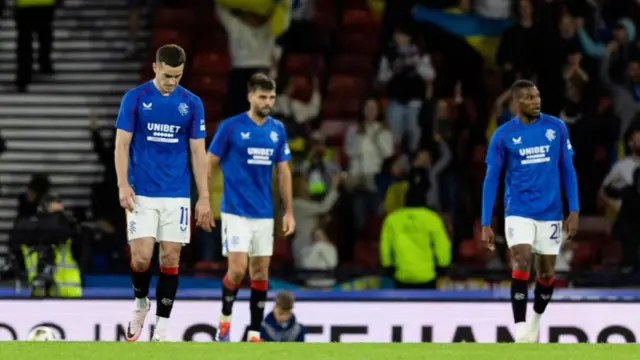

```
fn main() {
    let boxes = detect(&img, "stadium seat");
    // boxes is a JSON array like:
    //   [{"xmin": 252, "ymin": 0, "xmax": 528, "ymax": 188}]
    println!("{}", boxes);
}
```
[
  {"xmin": 151, "ymin": 29, "xmax": 193, "ymax": 54},
  {"xmin": 195, "ymin": 32, "xmax": 229, "ymax": 53},
  {"xmin": 330, "ymin": 54, "xmax": 374, "ymax": 78},
  {"xmin": 327, "ymin": 75, "xmax": 367, "ymax": 99},
  {"xmin": 360, "ymin": 214, "xmax": 385, "ymax": 243},
  {"xmin": 339, "ymin": 32, "xmax": 379, "ymax": 55},
  {"xmin": 186, "ymin": 75, "xmax": 227, "ymax": 96},
  {"xmin": 192, "ymin": 52, "xmax": 231, "ymax": 76},
  {"xmin": 284, "ymin": 54, "xmax": 323, "ymax": 76},
  {"xmin": 320, "ymin": 118, "xmax": 352, "ymax": 145},
  {"xmin": 346, "ymin": 0, "xmax": 368, "ymax": 10},
  {"xmin": 322, "ymin": 96, "xmax": 361, "ymax": 118},
  {"xmin": 287, "ymin": 76, "xmax": 313, "ymax": 102},
  {"xmin": 354, "ymin": 241, "xmax": 380, "ymax": 269},
  {"xmin": 342, "ymin": 9, "xmax": 380, "ymax": 34},
  {"xmin": 194, "ymin": 261, "xmax": 227, "ymax": 278},
  {"xmin": 155, "ymin": 7, "xmax": 196, "ymax": 31},
  {"xmin": 272, "ymin": 237, "xmax": 292, "ymax": 267}
]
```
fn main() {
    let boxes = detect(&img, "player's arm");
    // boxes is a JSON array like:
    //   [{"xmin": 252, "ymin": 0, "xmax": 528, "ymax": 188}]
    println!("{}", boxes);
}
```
[
  {"xmin": 481, "ymin": 131, "xmax": 505, "ymax": 227},
  {"xmin": 189, "ymin": 98, "xmax": 214, "ymax": 230},
  {"xmin": 114, "ymin": 91, "xmax": 137, "ymax": 211},
  {"xmin": 276, "ymin": 128, "xmax": 295, "ymax": 235},
  {"xmin": 559, "ymin": 126, "xmax": 580, "ymax": 213}
]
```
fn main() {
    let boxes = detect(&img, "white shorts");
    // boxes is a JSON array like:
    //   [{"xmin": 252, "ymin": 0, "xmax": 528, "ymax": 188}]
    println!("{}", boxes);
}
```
[
  {"xmin": 505, "ymin": 216, "xmax": 563, "ymax": 255},
  {"xmin": 221, "ymin": 212, "xmax": 274, "ymax": 257},
  {"xmin": 126, "ymin": 196, "xmax": 191, "ymax": 243}
]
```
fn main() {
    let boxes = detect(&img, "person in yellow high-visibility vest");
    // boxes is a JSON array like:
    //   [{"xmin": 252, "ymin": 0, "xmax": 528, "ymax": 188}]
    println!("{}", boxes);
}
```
[
  {"xmin": 21, "ymin": 239, "xmax": 82, "ymax": 298},
  {"xmin": 14, "ymin": 0, "xmax": 57, "ymax": 92},
  {"xmin": 380, "ymin": 186, "xmax": 451, "ymax": 289}
]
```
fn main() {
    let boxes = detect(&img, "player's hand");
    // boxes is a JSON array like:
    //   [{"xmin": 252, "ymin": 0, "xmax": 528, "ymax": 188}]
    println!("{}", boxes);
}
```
[
  {"xmin": 118, "ymin": 184, "xmax": 136, "ymax": 212},
  {"xmin": 481, "ymin": 226, "xmax": 495, "ymax": 251},
  {"xmin": 564, "ymin": 211, "xmax": 579, "ymax": 243},
  {"xmin": 282, "ymin": 211, "xmax": 296, "ymax": 236},
  {"xmin": 195, "ymin": 197, "xmax": 214, "ymax": 232}
]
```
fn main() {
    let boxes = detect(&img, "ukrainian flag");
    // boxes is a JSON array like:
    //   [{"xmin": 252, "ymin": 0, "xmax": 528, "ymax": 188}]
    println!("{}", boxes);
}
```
[
  {"xmin": 215, "ymin": 0, "xmax": 292, "ymax": 37},
  {"xmin": 412, "ymin": 5, "xmax": 511, "ymax": 70}
]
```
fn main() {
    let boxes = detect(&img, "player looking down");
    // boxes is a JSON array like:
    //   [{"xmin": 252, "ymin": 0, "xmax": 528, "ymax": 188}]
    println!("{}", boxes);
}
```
[
  {"xmin": 115, "ymin": 44, "xmax": 213, "ymax": 341},
  {"xmin": 208, "ymin": 73, "xmax": 295, "ymax": 342},
  {"xmin": 481, "ymin": 79, "xmax": 579, "ymax": 342}
]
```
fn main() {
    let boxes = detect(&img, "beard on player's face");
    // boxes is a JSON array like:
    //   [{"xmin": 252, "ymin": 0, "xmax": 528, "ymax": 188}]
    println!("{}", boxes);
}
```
[{"xmin": 253, "ymin": 105, "xmax": 272, "ymax": 118}]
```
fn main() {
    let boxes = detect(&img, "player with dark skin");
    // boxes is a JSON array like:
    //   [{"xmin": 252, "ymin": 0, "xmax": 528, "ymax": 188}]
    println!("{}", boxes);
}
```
[{"xmin": 481, "ymin": 85, "xmax": 579, "ymax": 282}]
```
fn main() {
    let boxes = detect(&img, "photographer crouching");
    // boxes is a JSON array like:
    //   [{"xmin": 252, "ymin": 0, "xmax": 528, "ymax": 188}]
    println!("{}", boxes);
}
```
[{"xmin": 11, "ymin": 193, "xmax": 83, "ymax": 298}]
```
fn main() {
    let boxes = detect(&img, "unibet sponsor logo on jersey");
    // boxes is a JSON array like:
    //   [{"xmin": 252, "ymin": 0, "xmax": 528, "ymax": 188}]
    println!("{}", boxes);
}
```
[
  {"xmin": 519, "ymin": 145, "xmax": 551, "ymax": 165},
  {"xmin": 247, "ymin": 147, "xmax": 275, "ymax": 166},
  {"xmin": 147, "ymin": 123, "xmax": 181, "ymax": 144}
]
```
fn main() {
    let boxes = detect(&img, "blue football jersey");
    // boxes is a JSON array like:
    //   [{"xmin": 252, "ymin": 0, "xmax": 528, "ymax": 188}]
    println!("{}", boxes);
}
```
[
  {"xmin": 483, "ymin": 114, "xmax": 579, "ymax": 222},
  {"xmin": 208, "ymin": 113, "xmax": 291, "ymax": 219},
  {"xmin": 115, "ymin": 81, "xmax": 206, "ymax": 198}
]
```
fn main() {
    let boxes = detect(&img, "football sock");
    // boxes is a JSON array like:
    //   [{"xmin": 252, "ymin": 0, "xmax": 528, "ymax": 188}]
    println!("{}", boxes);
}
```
[
  {"xmin": 533, "ymin": 276, "xmax": 555, "ymax": 315},
  {"xmin": 511, "ymin": 270, "xmax": 529, "ymax": 323},
  {"xmin": 131, "ymin": 262, "xmax": 152, "ymax": 300},
  {"xmin": 249, "ymin": 280, "xmax": 268, "ymax": 332},
  {"xmin": 222, "ymin": 274, "xmax": 241, "ymax": 317},
  {"xmin": 156, "ymin": 266, "xmax": 179, "ymax": 318}
]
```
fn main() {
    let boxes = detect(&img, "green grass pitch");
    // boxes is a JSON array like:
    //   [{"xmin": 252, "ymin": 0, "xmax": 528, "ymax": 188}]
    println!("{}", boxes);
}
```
[{"xmin": 0, "ymin": 342, "xmax": 633, "ymax": 360}]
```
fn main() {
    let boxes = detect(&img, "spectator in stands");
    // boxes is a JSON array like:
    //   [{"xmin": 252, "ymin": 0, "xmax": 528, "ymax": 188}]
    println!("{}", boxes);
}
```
[
  {"xmin": 261, "ymin": 291, "xmax": 306, "ymax": 342},
  {"xmin": 299, "ymin": 227, "xmax": 338, "ymax": 288},
  {"xmin": 278, "ymin": 0, "xmax": 319, "ymax": 54},
  {"xmin": 297, "ymin": 132, "xmax": 340, "ymax": 201},
  {"xmin": 600, "ymin": 35, "xmax": 640, "ymax": 138},
  {"xmin": 604, "ymin": 167, "xmax": 640, "ymax": 272},
  {"xmin": 344, "ymin": 98, "xmax": 394, "ymax": 235},
  {"xmin": 216, "ymin": 2, "xmax": 284, "ymax": 116},
  {"xmin": 380, "ymin": 184, "xmax": 451, "ymax": 289},
  {"xmin": 563, "ymin": 45, "xmax": 590, "ymax": 92},
  {"xmin": 576, "ymin": 16, "xmax": 636, "ymax": 85},
  {"xmin": 377, "ymin": 26, "xmax": 435, "ymax": 151},
  {"xmin": 600, "ymin": 128, "xmax": 640, "ymax": 214},
  {"xmin": 273, "ymin": 75, "xmax": 321, "ymax": 140},
  {"xmin": 125, "ymin": 0, "xmax": 161, "ymax": 57},
  {"xmin": 496, "ymin": 0, "xmax": 542, "ymax": 87},
  {"xmin": 16, "ymin": 173, "xmax": 51, "ymax": 219},
  {"xmin": 291, "ymin": 173, "xmax": 339, "ymax": 268},
  {"xmin": 13, "ymin": 0, "xmax": 57, "ymax": 93}
]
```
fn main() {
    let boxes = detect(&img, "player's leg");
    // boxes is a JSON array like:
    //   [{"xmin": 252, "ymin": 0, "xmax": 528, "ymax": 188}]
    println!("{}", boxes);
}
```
[
  {"xmin": 504, "ymin": 216, "xmax": 535, "ymax": 342},
  {"xmin": 217, "ymin": 213, "xmax": 251, "ymax": 341},
  {"xmin": 152, "ymin": 241, "xmax": 182, "ymax": 341},
  {"xmin": 245, "ymin": 217, "xmax": 275, "ymax": 342},
  {"xmin": 151, "ymin": 197, "xmax": 191, "ymax": 341},
  {"xmin": 125, "ymin": 196, "xmax": 158, "ymax": 342},
  {"xmin": 527, "ymin": 220, "xmax": 563, "ymax": 342},
  {"xmin": 247, "ymin": 256, "xmax": 270, "ymax": 342}
]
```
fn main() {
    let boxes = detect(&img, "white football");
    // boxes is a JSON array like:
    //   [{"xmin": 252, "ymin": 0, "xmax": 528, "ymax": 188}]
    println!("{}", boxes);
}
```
[{"xmin": 27, "ymin": 326, "xmax": 58, "ymax": 341}]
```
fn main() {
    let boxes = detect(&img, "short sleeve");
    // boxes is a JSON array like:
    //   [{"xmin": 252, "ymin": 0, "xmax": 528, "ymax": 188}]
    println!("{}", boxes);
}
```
[
  {"xmin": 115, "ymin": 90, "xmax": 137, "ymax": 132},
  {"xmin": 485, "ymin": 129, "xmax": 505, "ymax": 168},
  {"xmin": 276, "ymin": 126, "xmax": 292, "ymax": 163},
  {"xmin": 189, "ymin": 97, "xmax": 206, "ymax": 139},
  {"xmin": 208, "ymin": 120, "xmax": 232, "ymax": 158}
]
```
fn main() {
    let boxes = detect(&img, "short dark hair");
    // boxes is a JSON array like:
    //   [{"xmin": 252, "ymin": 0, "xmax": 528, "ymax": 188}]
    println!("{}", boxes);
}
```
[
  {"xmin": 247, "ymin": 72, "xmax": 276, "ymax": 93},
  {"xmin": 156, "ymin": 44, "xmax": 186, "ymax": 67},
  {"xmin": 275, "ymin": 291, "xmax": 295, "ymax": 311},
  {"xmin": 510, "ymin": 79, "xmax": 536, "ymax": 97}
]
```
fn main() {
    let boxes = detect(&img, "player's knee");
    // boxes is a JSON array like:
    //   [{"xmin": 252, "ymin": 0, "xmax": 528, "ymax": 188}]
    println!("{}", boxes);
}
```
[
  {"xmin": 159, "ymin": 251, "xmax": 180, "ymax": 268},
  {"xmin": 537, "ymin": 270, "xmax": 555, "ymax": 281},
  {"xmin": 511, "ymin": 251, "xmax": 531, "ymax": 270},
  {"xmin": 227, "ymin": 258, "xmax": 247, "ymax": 282},
  {"xmin": 249, "ymin": 268, "xmax": 268, "ymax": 281},
  {"xmin": 131, "ymin": 253, "xmax": 152, "ymax": 271}
]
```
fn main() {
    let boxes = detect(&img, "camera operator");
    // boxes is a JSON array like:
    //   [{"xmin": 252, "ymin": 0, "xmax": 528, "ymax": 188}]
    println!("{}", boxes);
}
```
[{"xmin": 11, "ymin": 193, "xmax": 83, "ymax": 297}]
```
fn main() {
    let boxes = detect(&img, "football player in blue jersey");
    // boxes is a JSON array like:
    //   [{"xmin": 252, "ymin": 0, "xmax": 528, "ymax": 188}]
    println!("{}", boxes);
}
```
[
  {"xmin": 208, "ymin": 73, "xmax": 294, "ymax": 342},
  {"xmin": 114, "ymin": 44, "xmax": 214, "ymax": 342},
  {"xmin": 481, "ymin": 79, "xmax": 579, "ymax": 342}
]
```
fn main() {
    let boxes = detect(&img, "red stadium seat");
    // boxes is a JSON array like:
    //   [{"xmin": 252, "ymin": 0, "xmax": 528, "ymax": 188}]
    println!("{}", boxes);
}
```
[
  {"xmin": 346, "ymin": 0, "xmax": 368, "ymax": 9},
  {"xmin": 321, "ymin": 118, "xmax": 352, "ymax": 145},
  {"xmin": 187, "ymin": 75, "xmax": 227, "ymax": 96},
  {"xmin": 327, "ymin": 75, "xmax": 367, "ymax": 99},
  {"xmin": 284, "ymin": 54, "xmax": 323, "ymax": 76},
  {"xmin": 330, "ymin": 54, "xmax": 374, "ymax": 78},
  {"xmin": 339, "ymin": 32, "xmax": 379, "ymax": 55},
  {"xmin": 155, "ymin": 7, "xmax": 196, "ymax": 31},
  {"xmin": 192, "ymin": 52, "xmax": 231, "ymax": 76},
  {"xmin": 151, "ymin": 29, "xmax": 193, "ymax": 54},
  {"xmin": 322, "ymin": 96, "xmax": 361, "ymax": 118},
  {"xmin": 342, "ymin": 9, "xmax": 380, "ymax": 33},
  {"xmin": 272, "ymin": 237, "xmax": 292, "ymax": 267},
  {"xmin": 354, "ymin": 241, "xmax": 380, "ymax": 269},
  {"xmin": 287, "ymin": 75, "xmax": 313, "ymax": 102}
]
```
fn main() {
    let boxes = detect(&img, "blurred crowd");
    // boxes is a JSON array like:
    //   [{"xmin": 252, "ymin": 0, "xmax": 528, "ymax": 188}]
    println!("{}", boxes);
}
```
[{"xmin": 6, "ymin": 0, "xmax": 640, "ymax": 289}]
